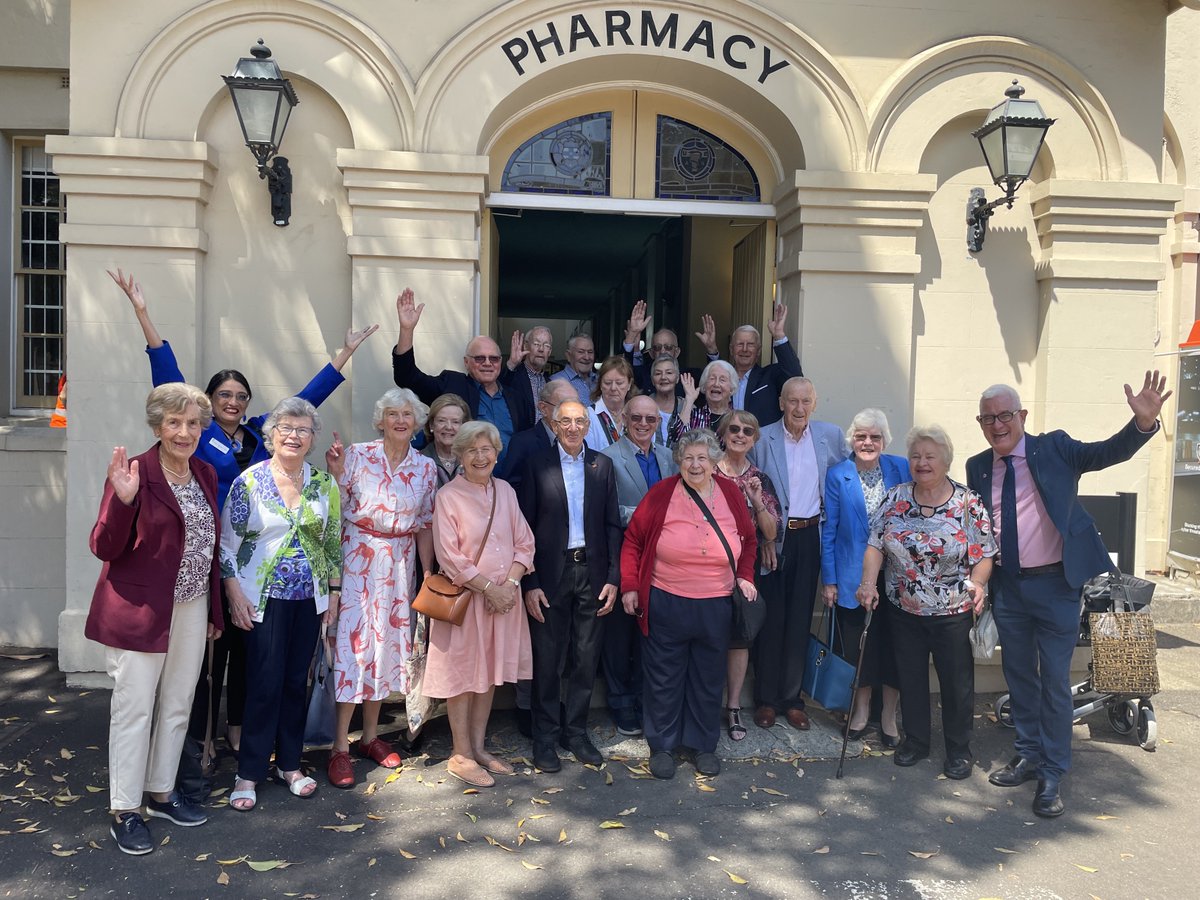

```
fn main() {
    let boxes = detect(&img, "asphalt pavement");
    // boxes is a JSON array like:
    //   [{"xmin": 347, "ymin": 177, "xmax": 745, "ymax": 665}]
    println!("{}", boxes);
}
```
[{"xmin": 1, "ymin": 624, "xmax": 1198, "ymax": 900}]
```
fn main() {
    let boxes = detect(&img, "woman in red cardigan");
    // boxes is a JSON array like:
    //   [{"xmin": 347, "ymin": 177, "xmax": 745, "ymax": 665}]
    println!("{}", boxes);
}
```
[
  {"xmin": 619, "ymin": 429, "xmax": 757, "ymax": 780},
  {"xmin": 87, "ymin": 383, "xmax": 224, "ymax": 855}
]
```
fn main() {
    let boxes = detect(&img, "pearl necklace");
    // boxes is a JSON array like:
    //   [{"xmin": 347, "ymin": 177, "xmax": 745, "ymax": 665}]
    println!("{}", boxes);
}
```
[
  {"xmin": 161, "ymin": 459, "xmax": 191, "ymax": 480},
  {"xmin": 272, "ymin": 461, "xmax": 305, "ymax": 486}
]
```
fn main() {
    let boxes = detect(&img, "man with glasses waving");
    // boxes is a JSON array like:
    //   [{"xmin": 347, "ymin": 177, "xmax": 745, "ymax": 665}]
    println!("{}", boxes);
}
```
[
  {"xmin": 501, "ymin": 326, "xmax": 554, "ymax": 422},
  {"xmin": 392, "ymin": 288, "xmax": 534, "ymax": 461},
  {"xmin": 965, "ymin": 373, "xmax": 1170, "ymax": 819},
  {"xmin": 620, "ymin": 299, "xmax": 716, "ymax": 396}
]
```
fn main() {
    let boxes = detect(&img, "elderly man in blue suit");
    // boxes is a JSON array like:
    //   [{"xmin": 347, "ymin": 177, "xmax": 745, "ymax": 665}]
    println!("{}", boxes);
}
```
[
  {"xmin": 750, "ymin": 377, "xmax": 849, "ymax": 731},
  {"xmin": 965, "ymin": 372, "xmax": 1169, "ymax": 819}
]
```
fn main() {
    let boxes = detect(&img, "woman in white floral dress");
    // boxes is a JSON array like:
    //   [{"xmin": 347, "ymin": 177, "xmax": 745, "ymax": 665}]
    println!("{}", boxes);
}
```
[{"xmin": 323, "ymin": 388, "xmax": 437, "ymax": 788}]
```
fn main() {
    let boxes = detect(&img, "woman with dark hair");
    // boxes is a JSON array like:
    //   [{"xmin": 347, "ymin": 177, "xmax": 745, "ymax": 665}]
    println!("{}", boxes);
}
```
[{"xmin": 108, "ymin": 269, "xmax": 375, "ymax": 781}]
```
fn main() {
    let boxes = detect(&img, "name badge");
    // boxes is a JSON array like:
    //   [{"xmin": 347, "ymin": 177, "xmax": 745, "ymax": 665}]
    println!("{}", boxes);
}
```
[{"xmin": 207, "ymin": 437, "xmax": 230, "ymax": 454}]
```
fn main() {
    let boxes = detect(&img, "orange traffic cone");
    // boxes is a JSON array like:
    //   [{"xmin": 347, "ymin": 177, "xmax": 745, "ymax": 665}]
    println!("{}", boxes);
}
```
[{"xmin": 49, "ymin": 375, "xmax": 67, "ymax": 428}]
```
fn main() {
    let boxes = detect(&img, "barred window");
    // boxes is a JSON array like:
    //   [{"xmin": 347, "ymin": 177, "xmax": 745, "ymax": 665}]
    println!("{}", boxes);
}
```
[{"xmin": 14, "ymin": 141, "xmax": 65, "ymax": 409}]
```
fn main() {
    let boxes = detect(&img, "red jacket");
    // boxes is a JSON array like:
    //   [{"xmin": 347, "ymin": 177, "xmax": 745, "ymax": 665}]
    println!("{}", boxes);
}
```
[
  {"xmin": 86, "ymin": 444, "xmax": 224, "ymax": 652},
  {"xmin": 619, "ymin": 473, "xmax": 757, "ymax": 635}
]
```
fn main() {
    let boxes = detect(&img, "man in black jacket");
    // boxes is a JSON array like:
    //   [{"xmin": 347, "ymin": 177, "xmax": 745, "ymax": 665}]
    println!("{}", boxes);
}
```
[{"xmin": 518, "ymin": 399, "xmax": 622, "ymax": 772}]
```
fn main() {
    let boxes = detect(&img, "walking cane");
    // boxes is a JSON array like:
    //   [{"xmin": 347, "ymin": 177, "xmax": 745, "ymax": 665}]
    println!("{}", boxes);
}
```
[{"xmin": 835, "ymin": 606, "xmax": 874, "ymax": 779}]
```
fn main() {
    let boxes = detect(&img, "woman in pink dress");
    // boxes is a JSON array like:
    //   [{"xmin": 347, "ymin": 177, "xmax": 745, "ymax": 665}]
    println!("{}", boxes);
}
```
[
  {"xmin": 426, "ymin": 421, "xmax": 534, "ymax": 787},
  {"xmin": 323, "ymin": 388, "xmax": 437, "ymax": 788}
]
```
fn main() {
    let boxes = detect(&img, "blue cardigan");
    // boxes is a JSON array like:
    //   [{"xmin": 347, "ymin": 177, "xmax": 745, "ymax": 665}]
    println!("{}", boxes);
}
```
[
  {"xmin": 820, "ymin": 454, "xmax": 911, "ymax": 607},
  {"xmin": 147, "ymin": 341, "xmax": 344, "ymax": 510}
]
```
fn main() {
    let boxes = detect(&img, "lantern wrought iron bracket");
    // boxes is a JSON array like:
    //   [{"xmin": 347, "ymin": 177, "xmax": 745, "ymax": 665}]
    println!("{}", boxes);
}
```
[{"xmin": 966, "ymin": 187, "xmax": 1017, "ymax": 253}]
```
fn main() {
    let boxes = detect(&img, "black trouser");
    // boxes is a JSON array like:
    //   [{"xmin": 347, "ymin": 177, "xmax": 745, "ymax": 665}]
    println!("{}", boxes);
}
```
[
  {"xmin": 754, "ymin": 526, "xmax": 819, "ymax": 711},
  {"xmin": 832, "ymin": 577, "xmax": 898, "ymax": 691},
  {"xmin": 890, "ymin": 607, "xmax": 974, "ymax": 760},
  {"xmin": 528, "ymin": 558, "xmax": 606, "ymax": 747},
  {"xmin": 184, "ymin": 584, "xmax": 247, "ymax": 744},
  {"xmin": 641, "ymin": 587, "xmax": 731, "ymax": 754},
  {"xmin": 600, "ymin": 603, "xmax": 642, "ymax": 714}
]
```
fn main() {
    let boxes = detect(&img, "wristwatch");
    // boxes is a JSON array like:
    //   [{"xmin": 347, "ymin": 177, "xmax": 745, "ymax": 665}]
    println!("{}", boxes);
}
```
[
  {"xmin": 963, "ymin": 579, "xmax": 977, "ymax": 593},
  {"xmin": 507, "ymin": 577, "xmax": 521, "ymax": 588}
]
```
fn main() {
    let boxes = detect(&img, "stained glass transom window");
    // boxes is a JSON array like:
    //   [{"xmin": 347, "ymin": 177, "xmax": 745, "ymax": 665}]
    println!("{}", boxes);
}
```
[
  {"xmin": 655, "ymin": 116, "xmax": 760, "ymax": 201},
  {"xmin": 501, "ymin": 112, "xmax": 611, "ymax": 196}
]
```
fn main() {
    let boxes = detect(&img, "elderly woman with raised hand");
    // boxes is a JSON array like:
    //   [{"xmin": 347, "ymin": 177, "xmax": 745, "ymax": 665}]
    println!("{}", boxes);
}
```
[
  {"xmin": 220, "ymin": 398, "xmax": 342, "ymax": 811},
  {"xmin": 322, "ymin": 388, "xmax": 438, "ymax": 788},
  {"xmin": 425, "ymin": 421, "xmax": 535, "ymax": 787},
  {"xmin": 586, "ymin": 355, "xmax": 637, "ymax": 448},
  {"xmin": 649, "ymin": 355, "xmax": 682, "ymax": 445},
  {"xmin": 87, "ymin": 383, "xmax": 223, "ymax": 855},
  {"xmin": 672, "ymin": 360, "xmax": 737, "ymax": 443},
  {"xmin": 857, "ymin": 425, "xmax": 996, "ymax": 780},
  {"xmin": 821, "ymin": 409, "xmax": 909, "ymax": 748},
  {"xmin": 715, "ymin": 411, "xmax": 781, "ymax": 741},
  {"xmin": 620, "ymin": 429, "xmax": 758, "ymax": 780},
  {"xmin": 422, "ymin": 393, "xmax": 470, "ymax": 486}
]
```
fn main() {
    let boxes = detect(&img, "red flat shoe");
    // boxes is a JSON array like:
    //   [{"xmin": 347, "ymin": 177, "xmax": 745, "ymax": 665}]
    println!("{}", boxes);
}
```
[
  {"xmin": 327, "ymin": 750, "xmax": 355, "ymax": 789},
  {"xmin": 357, "ymin": 737, "xmax": 402, "ymax": 769}
]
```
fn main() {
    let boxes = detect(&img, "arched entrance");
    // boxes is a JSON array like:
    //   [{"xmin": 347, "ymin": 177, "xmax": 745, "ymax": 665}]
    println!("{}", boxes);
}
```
[{"xmin": 482, "ymin": 87, "xmax": 780, "ymax": 367}]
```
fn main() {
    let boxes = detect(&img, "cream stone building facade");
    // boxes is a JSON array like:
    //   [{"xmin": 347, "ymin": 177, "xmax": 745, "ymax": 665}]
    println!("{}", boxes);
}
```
[{"xmin": 1, "ymin": 1, "xmax": 1198, "ymax": 677}]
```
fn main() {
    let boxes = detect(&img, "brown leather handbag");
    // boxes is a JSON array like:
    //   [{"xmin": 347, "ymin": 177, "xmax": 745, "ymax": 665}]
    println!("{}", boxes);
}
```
[{"xmin": 412, "ymin": 480, "xmax": 498, "ymax": 626}]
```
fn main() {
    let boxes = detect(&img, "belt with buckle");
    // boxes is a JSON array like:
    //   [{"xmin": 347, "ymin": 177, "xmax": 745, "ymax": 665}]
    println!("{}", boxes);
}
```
[
  {"xmin": 566, "ymin": 548, "xmax": 587, "ymax": 563},
  {"xmin": 1016, "ymin": 562, "xmax": 1063, "ymax": 577},
  {"xmin": 786, "ymin": 516, "xmax": 820, "ymax": 530}
]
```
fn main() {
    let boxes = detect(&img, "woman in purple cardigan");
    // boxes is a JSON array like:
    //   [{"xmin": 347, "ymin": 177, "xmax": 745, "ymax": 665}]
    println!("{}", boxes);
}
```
[
  {"xmin": 619, "ymin": 429, "xmax": 758, "ymax": 781},
  {"xmin": 87, "ymin": 383, "xmax": 224, "ymax": 855}
]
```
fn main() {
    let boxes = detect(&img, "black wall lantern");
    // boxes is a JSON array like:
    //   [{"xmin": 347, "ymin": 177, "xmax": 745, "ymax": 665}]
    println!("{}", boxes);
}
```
[
  {"xmin": 966, "ymin": 79, "xmax": 1055, "ymax": 253},
  {"xmin": 223, "ymin": 39, "xmax": 300, "ymax": 226}
]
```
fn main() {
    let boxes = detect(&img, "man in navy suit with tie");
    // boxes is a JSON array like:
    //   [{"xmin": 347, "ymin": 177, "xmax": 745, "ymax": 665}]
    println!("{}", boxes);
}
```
[{"xmin": 965, "ymin": 372, "xmax": 1169, "ymax": 818}]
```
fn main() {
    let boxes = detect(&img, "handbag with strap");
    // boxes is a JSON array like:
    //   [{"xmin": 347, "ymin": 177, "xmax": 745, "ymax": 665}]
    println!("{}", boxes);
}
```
[
  {"xmin": 303, "ymin": 637, "xmax": 337, "ymax": 746},
  {"xmin": 802, "ymin": 608, "xmax": 856, "ymax": 712},
  {"xmin": 412, "ymin": 479, "xmax": 498, "ymax": 626},
  {"xmin": 970, "ymin": 604, "xmax": 999, "ymax": 660},
  {"xmin": 682, "ymin": 482, "xmax": 765, "ymax": 643}
]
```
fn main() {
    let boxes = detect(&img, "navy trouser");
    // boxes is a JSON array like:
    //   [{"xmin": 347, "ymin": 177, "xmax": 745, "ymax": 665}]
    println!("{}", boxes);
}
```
[
  {"xmin": 891, "ymin": 607, "xmax": 974, "ymax": 760},
  {"xmin": 754, "ymin": 526, "xmax": 819, "ymax": 711},
  {"xmin": 238, "ymin": 597, "xmax": 320, "ymax": 783},
  {"xmin": 600, "ymin": 603, "xmax": 643, "ymax": 713},
  {"xmin": 992, "ymin": 568, "xmax": 1081, "ymax": 778},
  {"xmin": 641, "ymin": 587, "xmax": 731, "ymax": 754}
]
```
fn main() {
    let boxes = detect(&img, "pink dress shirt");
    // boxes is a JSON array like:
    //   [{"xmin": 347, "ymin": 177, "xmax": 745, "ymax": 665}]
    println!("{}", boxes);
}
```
[{"xmin": 990, "ymin": 437, "xmax": 1064, "ymax": 569}]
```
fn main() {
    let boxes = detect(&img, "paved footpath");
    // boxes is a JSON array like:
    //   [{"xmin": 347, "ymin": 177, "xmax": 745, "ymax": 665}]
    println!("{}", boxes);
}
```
[{"xmin": 1, "ymin": 625, "xmax": 1197, "ymax": 900}]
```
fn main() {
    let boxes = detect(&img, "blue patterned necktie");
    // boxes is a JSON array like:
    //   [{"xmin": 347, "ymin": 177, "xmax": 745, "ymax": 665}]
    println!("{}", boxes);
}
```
[{"xmin": 1001, "ymin": 454, "xmax": 1020, "ymax": 572}]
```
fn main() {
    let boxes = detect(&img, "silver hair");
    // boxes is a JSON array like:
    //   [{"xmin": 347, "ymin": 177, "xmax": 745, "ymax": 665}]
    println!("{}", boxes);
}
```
[
  {"xmin": 980, "ymin": 383, "xmax": 1022, "ymax": 409},
  {"xmin": 539, "ymin": 379, "xmax": 576, "ymax": 405},
  {"xmin": 846, "ymin": 408, "xmax": 893, "ymax": 448},
  {"xmin": 146, "ymin": 383, "xmax": 212, "ymax": 430},
  {"xmin": 906, "ymin": 424, "xmax": 954, "ymax": 469},
  {"xmin": 567, "ymin": 333, "xmax": 594, "ymax": 351},
  {"xmin": 699, "ymin": 359, "xmax": 738, "ymax": 391},
  {"xmin": 650, "ymin": 354, "xmax": 679, "ymax": 374},
  {"xmin": 525, "ymin": 325, "xmax": 552, "ymax": 344},
  {"xmin": 673, "ymin": 428, "xmax": 725, "ymax": 466},
  {"xmin": 731, "ymin": 324, "xmax": 761, "ymax": 344},
  {"xmin": 263, "ymin": 397, "xmax": 321, "ymax": 456},
  {"xmin": 550, "ymin": 398, "xmax": 588, "ymax": 423},
  {"xmin": 372, "ymin": 387, "xmax": 429, "ymax": 434},
  {"xmin": 451, "ymin": 420, "xmax": 501, "ymax": 459}
]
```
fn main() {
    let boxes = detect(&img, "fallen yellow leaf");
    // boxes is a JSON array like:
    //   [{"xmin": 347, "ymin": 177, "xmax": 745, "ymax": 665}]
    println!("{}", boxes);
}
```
[
  {"xmin": 543, "ymin": 787, "xmax": 564, "ymax": 794},
  {"xmin": 216, "ymin": 856, "xmax": 247, "ymax": 865},
  {"xmin": 465, "ymin": 812, "xmax": 477, "ymax": 823},
  {"xmin": 654, "ymin": 830, "xmax": 670, "ymax": 841},
  {"xmin": 246, "ymin": 860, "xmax": 290, "ymax": 872},
  {"xmin": 697, "ymin": 783, "xmax": 717, "ymax": 793},
  {"xmin": 60, "ymin": 749, "xmax": 74, "ymax": 760},
  {"xmin": 531, "ymin": 797, "xmax": 550, "ymax": 806},
  {"xmin": 456, "ymin": 831, "xmax": 469, "ymax": 843},
  {"xmin": 1095, "ymin": 814, "xmax": 1118, "ymax": 821},
  {"xmin": 618, "ymin": 807, "xmax": 637, "ymax": 816},
  {"xmin": 364, "ymin": 782, "xmax": 378, "ymax": 796},
  {"xmin": 367, "ymin": 814, "xmax": 385, "ymax": 822},
  {"xmin": 520, "ymin": 861, "xmax": 543, "ymax": 871},
  {"xmin": 50, "ymin": 849, "xmax": 77, "ymax": 857},
  {"xmin": 195, "ymin": 853, "xmax": 210, "ymax": 861},
  {"xmin": 398, "ymin": 849, "xmax": 416, "ymax": 860},
  {"xmin": 761, "ymin": 788, "xmax": 788, "ymax": 797},
  {"xmin": 217, "ymin": 871, "xmax": 230, "ymax": 886},
  {"xmin": 462, "ymin": 788, "xmax": 479, "ymax": 795},
  {"xmin": 599, "ymin": 820, "xmax": 626, "ymax": 829},
  {"xmin": 812, "ymin": 845, "xmax": 830, "ymax": 854},
  {"xmin": 994, "ymin": 848, "xmax": 1018, "ymax": 854},
  {"xmin": 945, "ymin": 816, "xmax": 955, "ymax": 824},
  {"xmin": 605, "ymin": 770, "xmax": 614, "ymax": 785},
  {"xmin": 724, "ymin": 870, "xmax": 748, "ymax": 885},
  {"xmin": 368, "ymin": 858, "xmax": 376, "ymax": 868},
  {"xmin": 558, "ymin": 828, "xmax": 568, "ymax": 843},
  {"xmin": 1073, "ymin": 865, "xmax": 1098, "ymax": 873},
  {"xmin": 319, "ymin": 823, "xmax": 365, "ymax": 832},
  {"xmin": 909, "ymin": 849, "xmax": 940, "ymax": 859}
]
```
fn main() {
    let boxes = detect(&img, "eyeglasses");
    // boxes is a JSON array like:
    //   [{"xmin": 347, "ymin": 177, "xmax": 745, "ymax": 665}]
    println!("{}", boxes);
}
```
[
  {"xmin": 976, "ymin": 410, "xmax": 1021, "ymax": 426},
  {"xmin": 627, "ymin": 414, "xmax": 658, "ymax": 424},
  {"xmin": 469, "ymin": 355, "xmax": 502, "ymax": 365},
  {"xmin": 215, "ymin": 390, "xmax": 250, "ymax": 404},
  {"xmin": 555, "ymin": 417, "xmax": 590, "ymax": 428},
  {"xmin": 725, "ymin": 424, "xmax": 757, "ymax": 436},
  {"xmin": 274, "ymin": 424, "xmax": 314, "ymax": 438},
  {"xmin": 463, "ymin": 446, "xmax": 497, "ymax": 458},
  {"xmin": 853, "ymin": 433, "xmax": 884, "ymax": 444},
  {"xmin": 529, "ymin": 341, "xmax": 552, "ymax": 350}
]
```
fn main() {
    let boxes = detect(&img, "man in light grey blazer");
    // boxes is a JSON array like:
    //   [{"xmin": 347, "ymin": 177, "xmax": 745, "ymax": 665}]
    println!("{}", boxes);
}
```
[
  {"xmin": 749, "ymin": 377, "xmax": 849, "ymax": 731},
  {"xmin": 601, "ymin": 395, "xmax": 679, "ymax": 735}
]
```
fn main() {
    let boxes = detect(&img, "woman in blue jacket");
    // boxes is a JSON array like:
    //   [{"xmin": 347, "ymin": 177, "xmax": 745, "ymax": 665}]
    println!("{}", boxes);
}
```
[
  {"xmin": 820, "ymin": 408, "xmax": 908, "ymax": 747},
  {"xmin": 109, "ymin": 268, "xmax": 375, "ymax": 776}
]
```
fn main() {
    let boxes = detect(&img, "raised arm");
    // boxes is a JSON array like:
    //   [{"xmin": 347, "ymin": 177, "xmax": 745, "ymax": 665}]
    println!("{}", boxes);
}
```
[
  {"xmin": 108, "ymin": 268, "xmax": 164, "ymax": 349},
  {"xmin": 330, "ymin": 323, "xmax": 379, "ymax": 372},
  {"xmin": 394, "ymin": 288, "xmax": 423, "ymax": 356}
]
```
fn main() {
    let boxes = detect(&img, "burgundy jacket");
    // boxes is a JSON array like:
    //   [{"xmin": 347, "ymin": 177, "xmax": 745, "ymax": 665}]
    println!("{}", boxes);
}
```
[
  {"xmin": 86, "ymin": 444, "xmax": 224, "ymax": 652},
  {"xmin": 619, "ymin": 473, "xmax": 757, "ymax": 636}
]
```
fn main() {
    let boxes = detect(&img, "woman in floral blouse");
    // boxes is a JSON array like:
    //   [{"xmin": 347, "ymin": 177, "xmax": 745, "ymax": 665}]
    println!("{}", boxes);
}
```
[
  {"xmin": 220, "ymin": 397, "xmax": 342, "ymax": 811},
  {"xmin": 857, "ymin": 424, "xmax": 995, "ymax": 781}
]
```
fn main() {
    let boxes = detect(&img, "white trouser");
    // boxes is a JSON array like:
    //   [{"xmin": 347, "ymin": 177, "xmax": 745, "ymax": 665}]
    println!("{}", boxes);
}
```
[{"xmin": 105, "ymin": 596, "xmax": 207, "ymax": 811}]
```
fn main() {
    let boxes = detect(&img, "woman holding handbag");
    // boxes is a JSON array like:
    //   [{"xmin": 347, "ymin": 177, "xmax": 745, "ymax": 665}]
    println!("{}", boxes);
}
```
[
  {"xmin": 619, "ymin": 429, "xmax": 757, "ymax": 780},
  {"xmin": 424, "ymin": 421, "xmax": 535, "ymax": 787}
]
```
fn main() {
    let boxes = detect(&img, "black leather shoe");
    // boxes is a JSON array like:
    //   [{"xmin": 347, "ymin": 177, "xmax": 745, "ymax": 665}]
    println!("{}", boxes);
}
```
[
  {"xmin": 943, "ymin": 757, "xmax": 973, "ymax": 780},
  {"xmin": 1033, "ymin": 777, "xmax": 1065, "ymax": 818},
  {"xmin": 988, "ymin": 755, "xmax": 1039, "ymax": 787},
  {"xmin": 532, "ymin": 743, "xmax": 561, "ymax": 773},
  {"xmin": 560, "ymin": 735, "xmax": 603, "ymax": 766},
  {"xmin": 879, "ymin": 731, "xmax": 901, "ymax": 750},
  {"xmin": 893, "ymin": 743, "xmax": 928, "ymax": 767},
  {"xmin": 649, "ymin": 751, "xmax": 676, "ymax": 780},
  {"xmin": 693, "ymin": 752, "xmax": 720, "ymax": 777},
  {"xmin": 110, "ymin": 812, "xmax": 154, "ymax": 856},
  {"xmin": 846, "ymin": 725, "xmax": 873, "ymax": 741},
  {"xmin": 515, "ymin": 708, "xmax": 532, "ymax": 739}
]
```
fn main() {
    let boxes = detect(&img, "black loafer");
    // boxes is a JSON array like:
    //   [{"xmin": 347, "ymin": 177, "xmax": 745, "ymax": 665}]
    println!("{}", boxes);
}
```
[
  {"xmin": 560, "ymin": 735, "xmax": 603, "ymax": 766},
  {"xmin": 532, "ymin": 743, "xmax": 561, "ymax": 773},
  {"xmin": 110, "ymin": 812, "xmax": 154, "ymax": 856},
  {"xmin": 693, "ymin": 752, "xmax": 720, "ymax": 777},
  {"xmin": 879, "ymin": 731, "xmax": 901, "ymax": 750},
  {"xmin": 649, "ymin": 751, "xmax": 676, "ymax": 780},
  {"xmin": 893, "ymin": 743, "xmax": 928, "ymax": 767},
  {"xmin": 988, "ymin": 755, "xmax": 1040, "ymax": 787},
  {"xmin": 846, "ymin": 725, "xmax": 873, "ymax": 741},
  {"xmin": 943, "ymin": 757, "xmax": 973, "ymax": 780},
  {"xmin": 1033, "ymin": 777, "xmax": 1065, "ymax": 818}
]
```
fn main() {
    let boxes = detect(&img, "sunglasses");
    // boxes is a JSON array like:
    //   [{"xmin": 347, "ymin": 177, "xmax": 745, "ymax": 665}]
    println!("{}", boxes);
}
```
[
  {"xmin": 627, "ymin": 414, "xmax": 659, "ymax": 424},
  {"xmin": 469, "ymin": 355, "xmax": 502, "ymax": 365},
  {"xmin": 725, "ymin": 424, "xmax": 757, "ymax": 436}
]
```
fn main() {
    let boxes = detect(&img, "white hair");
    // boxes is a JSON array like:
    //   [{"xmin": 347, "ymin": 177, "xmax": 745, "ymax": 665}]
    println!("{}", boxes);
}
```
[
  {"xmin": 699, "ymin": 359, "xmax": 738, "ymax": 391},
  {"xmin": 846, "ymin": 408, "xmax": 892, "ymax": 448},
  {"xmin": 906, "ymin": 424, "xmax": 954, "ymax": 468},
  {"xmin": 980, "ymin": 384, "xmax": 1022, "ymax": 409},
  {"xmin": 372, "ymin": 387, "xmax": 429, "ymax": 433}
]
